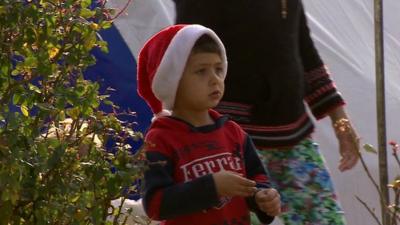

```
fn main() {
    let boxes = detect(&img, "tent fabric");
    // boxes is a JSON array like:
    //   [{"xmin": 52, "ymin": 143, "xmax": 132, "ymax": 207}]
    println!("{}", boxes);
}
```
[
  {"xmin": 89, "ymin": 1, "xmax": 400, "ymax": 224},
  {"xmin": 303, "ymin": 1, "xmax": 400, "ymax": 225},
  {"xmin": 85, "ymin": 0, "xmax": 175, "ymax": 136}
]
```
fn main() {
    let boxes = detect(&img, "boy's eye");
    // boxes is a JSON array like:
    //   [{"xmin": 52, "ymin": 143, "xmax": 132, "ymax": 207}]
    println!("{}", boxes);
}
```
[
  {"xmin": 215, "ymin": 67, "xmax": 224, "ymax": 76},
  {"xmin": 195, "ymin": 68, "xmax": 207, "ymax": 75}
]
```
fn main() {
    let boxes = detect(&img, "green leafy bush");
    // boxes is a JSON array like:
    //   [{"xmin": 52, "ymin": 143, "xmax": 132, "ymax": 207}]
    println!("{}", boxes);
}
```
[{"xmin": 0, "ymin": 0, "xmax": 144, "ymax": 224}]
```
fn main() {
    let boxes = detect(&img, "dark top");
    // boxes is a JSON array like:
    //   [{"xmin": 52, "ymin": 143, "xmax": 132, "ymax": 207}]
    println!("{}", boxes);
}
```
[{"xmin": 174, "ymin": 0, "xmax": 345, "ymax": 148}]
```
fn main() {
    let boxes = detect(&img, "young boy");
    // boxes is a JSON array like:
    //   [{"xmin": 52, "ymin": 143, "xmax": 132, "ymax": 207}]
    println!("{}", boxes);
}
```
[{"xmin": 137, "ymin": 24, "xmax": 280, "ymax": 225}]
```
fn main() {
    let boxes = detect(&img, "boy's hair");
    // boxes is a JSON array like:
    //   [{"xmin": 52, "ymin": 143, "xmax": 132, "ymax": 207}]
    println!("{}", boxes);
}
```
[
  {"xmin": 137, "ymin": 24, "xmax": 227, "ymax": 120},
  {"xmin": 191, "ymin": 34, "xmax": 222, "ymax": 56}
]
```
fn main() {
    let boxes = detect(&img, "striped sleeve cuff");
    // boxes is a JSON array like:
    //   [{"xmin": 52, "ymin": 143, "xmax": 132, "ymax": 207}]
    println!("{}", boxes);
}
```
[{"xmin": 304, "ymin": 65, "xmax": 346, "ymax": 120}]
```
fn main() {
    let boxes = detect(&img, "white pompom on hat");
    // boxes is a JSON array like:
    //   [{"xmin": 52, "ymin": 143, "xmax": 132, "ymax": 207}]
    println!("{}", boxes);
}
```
[{"xmin": 137, "ymin": 24, "xmax": 227, "ymax": 120}]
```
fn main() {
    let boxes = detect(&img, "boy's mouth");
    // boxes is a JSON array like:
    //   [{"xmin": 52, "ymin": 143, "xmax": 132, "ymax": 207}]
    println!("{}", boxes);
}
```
[{"xmin": 210, "ymin": 90, "xmax": 222, "ymax": 97}]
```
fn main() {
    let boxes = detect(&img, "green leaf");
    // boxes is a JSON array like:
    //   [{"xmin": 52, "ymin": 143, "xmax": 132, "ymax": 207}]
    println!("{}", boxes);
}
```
[
  {"xmin": 24, "ymin": 56, "xmax": 38, "ymax": 68},
  {"xmin": 80, "ymin": 8, "xmax": 96, "ymax": 19},
  {"xmin": 9, "ymin": 190, "xmax": 19, "ymax": 205},
  {"xmin": 1, "ymin": 189, "xmax": 10, "ymax": 202},
  {"xmin": 37, "ymin": 143, "xmax": 48, "ymax": 158},
  {"xmin": 98, "ymin": 41, "xmax": 109, "ymax": 53},
  {"xmin": 56, "ymin": 98, "xmax": 66, "ymax": 109},
  {"xmin": 81, "ymin": 106, "xmax": 93, "ymax": 116},
  {"xmin": 35, "ymin": 103, "xmax": 54, "ymax": 111},
  {"xmin": 11, "ymin": 69, "xmax": 20, "ymax": 76},
  {"xmin": 48, "ymin": 145, "xmax": 65, "ymax": 169},
  {"xmin": 13, "ymin": 93, "xmax": 21, "ymax": 105},
  {"xmin": 83, "ymin": 31, "xmax": 97, "ymax": 51},
  {"xmin": 0, "ymin": 6, "xmax": 6, "ymax": 15},
  {"xmin": 59, "ymin": 110, "xmax": 66, "ymax": 121},
  {"xmin": 81, "ymin": 0, "xmax": 92, "ymax": 8},
  {"xmin": 70, "ymin": 195, "xmax": 80, "ymax": 203},
  {"xmin": 21, "ymin": 103, "xmax": 29, "ymax": 117},
  {"xmin": 100, "ymin": 21, "xmax": 112, "ymax": 29},
  {"xmin": 48, "ymin": 138, "xmax": 60, "ymax": 148},
  {"xmin": 66, "ymin": 107, "xmax": 80, "ymax": 120},
  {"xmin": 28, "ymin": 84, "xmax": 41, "ymax": 93},
  {"xmin": 363, "ymin": 144, "xmax": 378, "ymax": 154},
  {"xmin": 1, "ymin": 63, "xmax": 10, "ymax": 76},
  {"xmin": 103, "ymin": 100, "xmax": 113, "ymax": 106},
  {"xmin": 0, "ymin": 201, "xmax": 13, "ymax": 223},
  {"xmin": 75, "ymin": 85, "xmax": 85, "ymax": 96}
]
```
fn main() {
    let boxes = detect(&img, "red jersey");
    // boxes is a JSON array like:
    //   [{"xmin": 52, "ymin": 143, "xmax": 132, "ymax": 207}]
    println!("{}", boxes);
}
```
[{"xmin": 142, "ymin": 110, "xmax": 274, "ymax": 225}]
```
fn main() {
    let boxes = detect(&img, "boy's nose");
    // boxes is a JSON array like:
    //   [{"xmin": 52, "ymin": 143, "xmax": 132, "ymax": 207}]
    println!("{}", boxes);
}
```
[{"xmin": 210, "ymin": 73, "xmax": 223, "ymax": 84}]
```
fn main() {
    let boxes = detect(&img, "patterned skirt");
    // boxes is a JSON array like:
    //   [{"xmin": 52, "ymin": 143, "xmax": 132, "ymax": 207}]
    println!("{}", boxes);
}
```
[{"xmin": 251, "ymin": 139, "xmax": 346, "ymax": 225}]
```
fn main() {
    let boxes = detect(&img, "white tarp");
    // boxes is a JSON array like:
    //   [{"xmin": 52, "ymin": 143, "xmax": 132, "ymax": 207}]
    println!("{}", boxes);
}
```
[
  {"xmin": 107, "ymin": 0, "xmax": 400, "ymax": 224},
  {"xmin": 305, "ymin": 1, "xmax": 400, "ymax": 225}
]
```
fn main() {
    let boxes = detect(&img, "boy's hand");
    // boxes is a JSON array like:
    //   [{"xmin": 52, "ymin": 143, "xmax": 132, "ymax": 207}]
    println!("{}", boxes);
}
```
[
  {"xmin": 212, "ymin": 171, "xmax": 257, "ymax": 197},
  {"xmin": 255, "ymin": 188, "xmax": 281, "ymax": 216}
]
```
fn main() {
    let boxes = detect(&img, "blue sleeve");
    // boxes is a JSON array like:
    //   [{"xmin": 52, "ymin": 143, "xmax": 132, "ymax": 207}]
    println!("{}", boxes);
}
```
[
  {"xmin": 143, "ymin": 151, "xmax": 220, "ymax": 220},
  {"xmin": 243, "ymin": 135, "xmax": 275, "ymax": 224}
]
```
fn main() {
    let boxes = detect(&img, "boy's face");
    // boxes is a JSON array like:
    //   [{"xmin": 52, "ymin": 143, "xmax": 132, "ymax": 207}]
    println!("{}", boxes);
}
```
[{"xmin": 174, "ymin": 52, "xmax": 225, "ymax": 112}]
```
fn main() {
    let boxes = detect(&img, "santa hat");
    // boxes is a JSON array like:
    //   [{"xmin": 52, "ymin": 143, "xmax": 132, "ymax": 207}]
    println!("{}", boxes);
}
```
[{"xmin": 137, "ymin": 24, "xmax": 227, "ymax": 120}]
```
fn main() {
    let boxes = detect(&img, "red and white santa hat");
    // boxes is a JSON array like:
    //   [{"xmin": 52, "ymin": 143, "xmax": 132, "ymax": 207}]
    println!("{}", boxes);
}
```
[{"xmin": 137, "ymin": 24, "xmax": 227, "ymax": 120}]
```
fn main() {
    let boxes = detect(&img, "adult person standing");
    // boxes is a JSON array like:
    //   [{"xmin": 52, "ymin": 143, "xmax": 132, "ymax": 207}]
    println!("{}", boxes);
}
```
[{"xmin": 173, "ymin": 0, "xmax": 360, "ymax": 224}]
